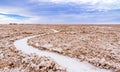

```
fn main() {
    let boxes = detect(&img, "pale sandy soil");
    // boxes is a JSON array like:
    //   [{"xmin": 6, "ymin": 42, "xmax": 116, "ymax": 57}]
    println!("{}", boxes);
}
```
[
  {"xmin": 28, "ymin": 25, "xmax": 120, "ymax": 72},
  {"xmin": 0, "ymin": 25, "xmax": 66, "ymax": 72},
  {"xmin": 0, "ymin": 24, "xmax": 120, "ymax": 72},
  {"xmin": 14, "ymin": 36, "xmax": 112, "ymax": 72}
]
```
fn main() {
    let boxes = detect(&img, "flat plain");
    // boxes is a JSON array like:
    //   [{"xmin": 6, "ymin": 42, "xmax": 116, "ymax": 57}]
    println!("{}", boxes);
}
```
[{"xmin": 0, "ymin": 24, "xmax": 120, "ymax": 72}]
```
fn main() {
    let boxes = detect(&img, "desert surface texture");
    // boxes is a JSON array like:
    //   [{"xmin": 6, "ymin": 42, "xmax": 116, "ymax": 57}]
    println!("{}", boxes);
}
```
[{"xmin": 0, "ymin": 24, "xmax": 120, "ymax": 72}]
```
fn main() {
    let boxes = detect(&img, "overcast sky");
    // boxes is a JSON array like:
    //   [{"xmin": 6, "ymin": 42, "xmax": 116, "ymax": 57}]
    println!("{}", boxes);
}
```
[{"xmin": 0, "ymin": 0, "xmax": 120, "ymax": 24}]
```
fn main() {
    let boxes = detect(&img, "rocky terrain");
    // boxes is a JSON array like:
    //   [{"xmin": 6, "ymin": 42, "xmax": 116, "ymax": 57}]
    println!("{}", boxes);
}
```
[
  {"xmin": 0, "ymin": 24, "xmax": 66, "ymax": 72},
  {"xmin": 28, "ymin": 25, "xmax": 120, "ymax": 72}
]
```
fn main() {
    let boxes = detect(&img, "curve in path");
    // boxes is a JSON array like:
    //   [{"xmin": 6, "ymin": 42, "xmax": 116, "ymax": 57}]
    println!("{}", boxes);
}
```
[{"xmin": 14, "ymin": 36, "xmax": 112, "ymax": 72}]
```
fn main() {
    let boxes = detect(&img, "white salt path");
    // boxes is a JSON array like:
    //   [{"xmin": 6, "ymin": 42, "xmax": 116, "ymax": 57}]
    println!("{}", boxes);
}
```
[
  {"xmin": 51, "ymin": 29, "xmax": 59, "ymax": 33},
  {"xmin": 14, "ymin": 36, "xmax": 113, "ymax": 72}
]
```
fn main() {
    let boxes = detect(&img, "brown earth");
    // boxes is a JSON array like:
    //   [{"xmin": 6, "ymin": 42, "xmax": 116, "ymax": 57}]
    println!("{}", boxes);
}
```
[
  {"xmin": 0, "ymin": 24, "xmax": 66, "ymax": 72},
  {"xmin": 1, "ymin": 24, "xmax": 120, "ymax": 72},
  {"xmin": 27, "ymin": 24, "xmax": 120, "ymax": 72}
]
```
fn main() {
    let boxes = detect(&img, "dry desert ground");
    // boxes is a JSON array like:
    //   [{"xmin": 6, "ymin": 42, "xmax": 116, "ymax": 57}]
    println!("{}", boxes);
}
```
[{"xmin": 0, "ymin": 24, "xmax": 120, "ymax": 72}]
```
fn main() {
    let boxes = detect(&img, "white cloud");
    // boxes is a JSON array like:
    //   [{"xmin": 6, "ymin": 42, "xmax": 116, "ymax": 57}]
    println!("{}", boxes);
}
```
[
  {"xmin": 0, "ymin": 14, "xmax": 64, "ymax": 24},
  {"xmin": 0, "ymin": 6, "xmax": 32, "ymax": 17},
  {"xmin": 0, "ymin": 15, "xmax": 21, "ymax": 24},
  {"xmin": 0, "ymin": 14, "xmax": 33, "ymax": 24},
  {"xmin": 0, "ymin": 0, "xmax": 119, "ymax": 24},
  {"xmin": 44, "ymin": 0, "xmax": 116, "ymax": 4},
  {"xmin": 0, "ymin": 12, "xmax": 119, "ymax": 24},
  {"xmin": 31, "ymin": 0, "xmax": 120, "ymax": 11}
]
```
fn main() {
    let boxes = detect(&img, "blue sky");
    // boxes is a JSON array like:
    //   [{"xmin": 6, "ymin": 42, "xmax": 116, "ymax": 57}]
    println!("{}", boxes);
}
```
[{"xmin": 0, "ymin": 0, "xmax": 120, "ymax": 24}]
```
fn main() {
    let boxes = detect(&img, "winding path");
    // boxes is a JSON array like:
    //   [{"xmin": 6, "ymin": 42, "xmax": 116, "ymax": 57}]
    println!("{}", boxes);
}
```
[{"xmin": 14, "ymin": 36, "xmax": 112, "ymax": 72}]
